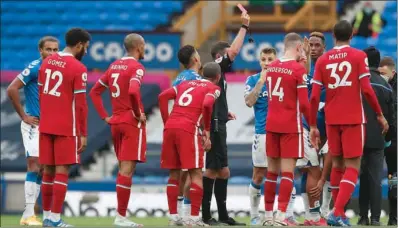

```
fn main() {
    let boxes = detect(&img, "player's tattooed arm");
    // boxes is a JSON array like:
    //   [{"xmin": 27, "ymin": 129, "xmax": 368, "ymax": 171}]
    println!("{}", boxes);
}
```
[
  {"xmin": 7, "ymin": 77, "xmax": 39, "ymax": 126},
  {"xmin": 245, "ymin": 70, "xmax": 266, "ymax": 107}
]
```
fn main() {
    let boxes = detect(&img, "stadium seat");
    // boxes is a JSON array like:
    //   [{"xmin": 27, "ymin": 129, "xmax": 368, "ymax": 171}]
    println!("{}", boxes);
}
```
[{"xmin": 1, "ymin": 1, "xmax": 185, "ymax": 70}]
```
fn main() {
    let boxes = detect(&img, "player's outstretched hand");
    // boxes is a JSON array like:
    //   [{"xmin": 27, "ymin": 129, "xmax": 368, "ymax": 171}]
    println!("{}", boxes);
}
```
[
  {"xmin": 202, "ymin": 130, "xmax": 211, "ymax": 152},
  {"xmin": 241, "ymin": 12, "xmax": 250, "ymax": 27},
  {"xmin": 228, "ymin": 111, "xmax": 236, "ymax": 120},
  {"xmin": 309, "ymin": 126, "xmax": 321, "ymax": 151},
  {"xmin": 377, "ymin": 114, "xmax": 389, "ymax": 135},
  {"xmin": 23, "ymin": 115, "xmax": 39, "ymax": 126},
  {"xmin": 309, "ymin": 178, "xmax": 325, "ymax": 198},
  {"xmin": 78, "ymin": 136, "xmax": 87, "ymax": 154}
]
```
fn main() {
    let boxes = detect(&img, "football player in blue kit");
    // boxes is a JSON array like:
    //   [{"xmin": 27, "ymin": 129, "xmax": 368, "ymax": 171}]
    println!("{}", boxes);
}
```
[
  {"xmin": 170, "ymin": 44, "xmax": 202, "ymax": 224},
  {"xmin": 7, "ymin": 36, "xmax": 59, "ymax": 226},
  {"xmin": 244, "ymin": 47, "xmax": 298, "ymax": 225},
  {"xmin": 296, "ymin": 32, "xmax": 332, "ymax": 226}
]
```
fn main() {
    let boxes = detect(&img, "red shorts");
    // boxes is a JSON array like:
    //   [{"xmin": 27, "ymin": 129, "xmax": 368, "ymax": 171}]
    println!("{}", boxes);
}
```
[
  {"xmin": 266, "ymin": 132, "xmax": 304, "ymax": 158},
  {"xmin": 161, "ymin": 128, "xmax": 204, "ymax": 169},
  {"xmin": 39, "ymin": 133, "xmax": 80, "ymax": 165},
  {"xmin": 326, "ymin": 124, "xmax": 364, "ymax": 158},
  {"xmin": 111, "ymin": 123, "xmax": 146, "ymax": 162}
]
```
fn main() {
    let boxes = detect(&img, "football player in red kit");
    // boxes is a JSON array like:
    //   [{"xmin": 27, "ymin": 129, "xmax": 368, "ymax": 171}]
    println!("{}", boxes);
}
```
[
  {"xmin": 263, "ymin": 33, "xmax": 311, "ymax": 226},
  {"xmin": 309, "ymin": 20, "xmax": 388, "ymax": 226},
  {"xmin": 38, "ymin": 28, "xmax": 90, "ymax": 227},
  {"xmin": 90, "ymin": 33, "xmax": 146, "ymax": 227},
  {"xmin": 158, "ymin": 62, "xmax": 221, "ymax": 226}
]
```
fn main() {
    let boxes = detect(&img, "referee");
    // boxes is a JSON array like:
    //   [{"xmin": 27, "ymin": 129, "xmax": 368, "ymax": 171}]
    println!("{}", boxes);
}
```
[{"xmin": 201, "ymin": 12, "xmax": 250, "ymax": 226}]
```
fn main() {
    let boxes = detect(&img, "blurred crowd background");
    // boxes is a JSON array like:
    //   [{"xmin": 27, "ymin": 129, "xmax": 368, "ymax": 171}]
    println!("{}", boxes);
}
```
[{"xmin": 1, "ymin": 0, "xmax": 396, "ymax": 218}]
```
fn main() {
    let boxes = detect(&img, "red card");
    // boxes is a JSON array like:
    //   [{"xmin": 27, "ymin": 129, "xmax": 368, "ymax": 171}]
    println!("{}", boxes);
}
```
[{"xmin": 237, "ymin": 3, "xmax": 247, "ymax": 13}]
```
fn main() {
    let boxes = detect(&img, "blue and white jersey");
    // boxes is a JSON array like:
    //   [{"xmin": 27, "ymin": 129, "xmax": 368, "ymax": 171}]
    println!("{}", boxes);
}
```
[
  {"xmin": 172, "ymin": 69, "xmax": 201, "ymax": 86},
  {"xmin": 16, "ymin": 59, "xmax": 42, "ymax": 117},
  {"xmin": 306, "ymin": 61, "xmax": 316, "ymax": 98},
  {"xmin": 303, "ymin": 60, "xmax": 326, "ymax": 137},
  {"xmin": 245, "ymin": 73, "xmax": 268, "ymax": 134}
]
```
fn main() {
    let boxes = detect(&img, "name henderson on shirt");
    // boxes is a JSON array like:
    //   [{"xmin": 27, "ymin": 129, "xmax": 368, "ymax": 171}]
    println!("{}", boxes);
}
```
[{"xmin": 267, "ymin": 67, "xmax": 293, "ymax": 75}]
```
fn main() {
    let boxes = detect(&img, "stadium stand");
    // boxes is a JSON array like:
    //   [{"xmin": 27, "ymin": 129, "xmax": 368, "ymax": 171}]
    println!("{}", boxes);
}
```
[
  {"xmin": 351, "ymin": 1, "xmax": 397, "ymax": 60},
  {"xmin": 0, "ymin": 1, "xmax": 185, "ymax": 70}
]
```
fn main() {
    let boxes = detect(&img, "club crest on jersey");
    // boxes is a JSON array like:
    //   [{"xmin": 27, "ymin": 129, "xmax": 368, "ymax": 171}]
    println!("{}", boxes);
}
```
[
  {"xmin": 215, "ymin": 89, "xmax": 221, "ymax": 98},
  {"xmin": 302, "ymin": 74, "xmax": 308, "ymax": 83},
  {"xmin": 82, "ymin": 73, "xmax": 87, "ymax": 82},
  {"xmin": 21, "ymin": 69, "xmax": 30, "ymax": 77},
  {"xmin": 136, "ymin": 69, "xmax": 144, "ymax": 79}
]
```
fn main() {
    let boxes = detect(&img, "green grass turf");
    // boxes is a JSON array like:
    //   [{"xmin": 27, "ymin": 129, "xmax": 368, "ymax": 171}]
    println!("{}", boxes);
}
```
[{"xmin": 0, "ymin": 215, "xmax": 391, "ymax": 227}]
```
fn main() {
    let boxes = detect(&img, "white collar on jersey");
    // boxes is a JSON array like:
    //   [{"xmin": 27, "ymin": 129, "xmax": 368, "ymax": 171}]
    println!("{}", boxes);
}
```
[
  {"xmin": 333, "ymin": 45, "xmax": 350, "ymax": 50},
  {"xmin": 279, "ymin": 57, "xmax": 296, "ymax": 62},
  {"xmin": 57, "ymin": 52, "xmax": 73, "ymax": 57},
  {"xmin": 121, "ymin": 56, "xmax": 136, "ymax": 60}
]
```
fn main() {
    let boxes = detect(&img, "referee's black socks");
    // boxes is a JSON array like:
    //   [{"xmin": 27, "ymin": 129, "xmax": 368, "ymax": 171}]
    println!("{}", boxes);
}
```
[
  {"xmin": 202, "ymin": 176, "xmax": 215, "ymax": 221},
  {"xmin": 214, "ymin": 178, "xmax": 229, "ymax": 221}
]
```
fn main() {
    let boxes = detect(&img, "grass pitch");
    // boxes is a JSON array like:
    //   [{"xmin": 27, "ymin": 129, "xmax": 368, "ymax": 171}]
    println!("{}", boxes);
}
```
[{"xmin": 0, "ymin": 215, "xmax": 391, "ymax": 227}]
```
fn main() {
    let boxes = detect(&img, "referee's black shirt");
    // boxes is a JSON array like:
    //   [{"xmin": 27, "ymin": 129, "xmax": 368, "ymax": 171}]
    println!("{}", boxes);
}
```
[{"xmin": 212, "ymin": 53, "xmax": 232, "ymax": 122}]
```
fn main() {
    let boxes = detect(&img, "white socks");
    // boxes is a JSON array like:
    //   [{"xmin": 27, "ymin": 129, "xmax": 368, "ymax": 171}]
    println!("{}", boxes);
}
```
[
  {"xmin": 249, "ymin": 182, "xmax": 262, "ymax": 218},
  {"xmin": 177, "ymin": 196, "xmax": 184, "ymax": 216},
  {"xmin": 321, "ymin": 181, "xmax": 332, "ymax": 213},
  {"xmin": 23, "ymin": 172, "xmax": 40, "ymax": 219},
  {"xmin": 49, "ymin": 212, "xmax": 60, "ymax": 222},
  {"xmin": 286, "ymin": 186, "xmax": 296, "ymax": 218},
  {"xmin": 183, "ymin": 202, "xmax": 191, "ymax": 218},
  {"xmin": 43, "ymin": 210, "xmax": 51, "ymax": 220},
  {"xmin": 302, "ymin": 193, "xmax": 311, "ymax": 220}
]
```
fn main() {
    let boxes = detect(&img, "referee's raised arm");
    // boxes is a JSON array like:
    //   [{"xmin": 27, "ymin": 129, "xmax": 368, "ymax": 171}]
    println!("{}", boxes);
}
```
[
  {"xmin": 226, "ymin": 12, "xmax": 251, "ymax": 61},
  {"xmin": 201, "ymin": 11, "xmax": 251, "ymax": 227}
]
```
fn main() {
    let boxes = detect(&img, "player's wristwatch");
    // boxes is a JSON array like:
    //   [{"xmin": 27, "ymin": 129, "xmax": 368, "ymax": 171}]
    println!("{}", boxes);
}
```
[{"xmin": 241, "ymin": 25, "xmax": 254, "ymax": 43}]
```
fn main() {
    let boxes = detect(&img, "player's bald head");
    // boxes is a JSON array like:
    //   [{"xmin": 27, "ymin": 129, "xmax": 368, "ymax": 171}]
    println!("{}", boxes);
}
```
[
  {"xmin": 124, "ymin": 33, "xmax": 144, "ymax": 52},
  {"xmin": 203, "ymin": 62, "xmax": 221, "ymax": 80},
  {"xmin": 284, "ymin": 33, "xmax": 303, "ymax": 49}
]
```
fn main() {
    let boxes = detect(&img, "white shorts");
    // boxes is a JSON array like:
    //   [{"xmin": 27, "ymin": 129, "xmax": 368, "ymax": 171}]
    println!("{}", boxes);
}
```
[
  {"xmin": 252, "ymin": 134, "xmax": 267, "ymax": 168},
  {"xmin": 296, "ymin": 128, "xmax": 319, "ymax": 168},
  {"xmin": 21, "ymin": 121, "xmax": 39, "ymax": 157}
]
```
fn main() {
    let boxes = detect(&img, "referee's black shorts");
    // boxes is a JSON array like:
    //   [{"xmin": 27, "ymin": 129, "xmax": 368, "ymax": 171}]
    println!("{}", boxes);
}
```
[{"xmin": 206, "ymin": 121, "xmax": 228, "ymax": 170}]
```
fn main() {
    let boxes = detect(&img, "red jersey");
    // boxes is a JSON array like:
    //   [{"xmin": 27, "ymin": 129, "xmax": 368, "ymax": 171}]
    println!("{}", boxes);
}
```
[
  {"xmin": 96, "ymin": 57, "xmax": 145, "ymax": 128},
  {"xmin": 265, "ymin": 58, "xmax": 308, "ymax": 133},
  {"xmin": 38, "ymin": 52, "xmax": 88, "ymax": 136},
  {"xmin": 312, "ymin": 45, "xmax": 370, "ymax": 125},
  {"xmin": 165, "ymin": 80, "xmax": 220, "ymax": 134}
]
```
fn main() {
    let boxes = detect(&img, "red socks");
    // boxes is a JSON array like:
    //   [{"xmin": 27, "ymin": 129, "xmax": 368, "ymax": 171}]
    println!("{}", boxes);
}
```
[
  {"xmin": 166, "ymin": 179, "xmax": 179, "ymax": 215},
  {"xmin": 41, "ymin": 174, "xmax": 54, "ymax": 212},
  {"xmin": 264, "ymin": 172, "xmax": 278, "ymax": 212},
  {"xmin": 330, "ymin": 167, "xmax": 345, "ymax": 204},
  {"xmin": 278, "ymin": 172, "xmax": 294, "ymax": 212},
  {"xmin": 51, "ymin": 173, "xmax": 68, "ymax": 214},
  {"xmin": 116, "ymin": 174, "xmax": 132, "ymax": 217},
  {"xmin": 334, "ymin": 167, "xmax": 358, "ymax": 217},
  {"xmin": 189, "ymin": 183, "xmax": 203, "ymax": 216}
]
